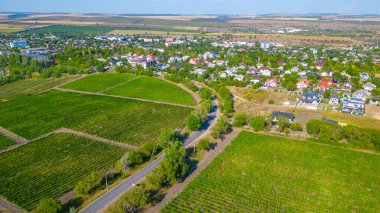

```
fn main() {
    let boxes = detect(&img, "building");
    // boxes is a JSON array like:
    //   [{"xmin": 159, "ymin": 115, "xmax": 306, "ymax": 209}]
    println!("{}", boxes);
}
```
[
  {"xmin": 296, "ymin": 80, "xmax": 311, "ymax": 90},
  {"xmin": 352, "ymin": 89, "xmax": 371, "ymax": 101},
  {"xmin": 360, "ymin": 73, "xmax": 370, "ymax": 82},
  {"xmin": 203, "ymin": 52, "xmax": 216, "ymax": 60},
  {"xmin": 10, "ymin": 40, "xmax": 27, "ymax": 48},
  {"xmin": 264, "ymin": 78, "xmax": 279, "ymax": 88},
  {"xmin": 271, "ymin": 111, "xmax": 295, "ymax": 123},
  {"xmin": 341, "ymin": 98, "xmax": 365, "ymax": 116},
  {"xmin": 299, "ymin": 92, "xmax": 320, "ymax": 110},
  {"xmin": 363, "ymin": 82, "xmax": 376, "ymax": 91},
  {"xmin": 329, "ymin": 94, "xmax": 340, "ymax": 104}
]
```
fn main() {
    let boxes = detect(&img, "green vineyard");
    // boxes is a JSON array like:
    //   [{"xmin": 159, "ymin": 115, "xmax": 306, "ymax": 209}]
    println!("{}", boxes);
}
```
[
  {"xmin": 163, "ymin": 131, "xmax": 380, "ymax": 212},
  {"xmin": 60, "ymin": 73, "xmax": 135, "ymax": 92},
  {"xmin": 0, "ymin": 90, "xmax": 191, "ymax": 146},
  {"xmin": 0, "ymin": 77, "xmax": 77, "ymax": 101},
  {"xmin": 102, "ymin": 76, "xmax": 196, "ymax": 106},
  {"xmin": 0, "ymin": 134, "xmax": 16, "ymax": 150},
  {"xmin": 0, "ymin": 133, "xmax": 126, "ymax": 211}
]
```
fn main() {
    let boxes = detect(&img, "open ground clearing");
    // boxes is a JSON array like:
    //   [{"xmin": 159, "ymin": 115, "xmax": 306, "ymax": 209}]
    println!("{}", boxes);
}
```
[
  {"xmin": 0, "ymin": 134, "xmax": 16, "ymax": 150},
  {"xmin": 0, "ymin": 133, "xmax": 126, "ymax": 211},
  {"xmin": 0, "ymin": 90, "xmax": 191, "ymax": 146},
  {"xmin": 103, "ymin": 76, "xmax": 196, "ymax": 106},
  {"xmin": 60, "ymin": 73, "xmax": 135, "ymax": 92},
  {"xmin": 0, "ymin": 77, "xmax": 77, "ymax": 101},
  {"xmin": 163, "ymin": 131, "xmax": 380, "ymax": 212}
]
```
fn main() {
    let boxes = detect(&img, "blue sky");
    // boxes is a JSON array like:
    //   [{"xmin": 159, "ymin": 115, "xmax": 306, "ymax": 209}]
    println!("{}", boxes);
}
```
[{"xmin": 0, "ymin": 0, "xmax": 379, "ymax": 15}]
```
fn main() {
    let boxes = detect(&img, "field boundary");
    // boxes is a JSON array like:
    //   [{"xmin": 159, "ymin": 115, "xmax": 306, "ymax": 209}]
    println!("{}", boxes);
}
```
[
  {"xmin": 0, "ymin": 126, "xmax": 28, "ymax": 144},
  {"xmin": 159, "ymin": 77, "xmax": 200, "ymax": 105},
  {"xmin": 54, "ymin": 87, "xmax": 196, "ymax": 108},
  {"xmin": 0, "ymin": 127, "xmax": 138, "ymax": 154},
  {"xmin": 0, "ymin": 198, "xmax": 25, "ymax": 213},
  {"xmin": 98, "ymin": 76, "xmax": 141, "ymax": 93}
]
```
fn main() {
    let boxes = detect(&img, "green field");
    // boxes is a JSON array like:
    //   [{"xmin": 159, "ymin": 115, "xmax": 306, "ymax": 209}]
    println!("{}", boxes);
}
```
[
  {"xmin": 60, "ymin": 73, "xmax": 135, "ymax": 92},
  {"xmin": 0, "ymin": 133, "xmax": 125, "ymax": 211},
  {"xmin": 103, "ymin": 76, "xmax": 195, "ymax": 106},
  {"xmin": 0, "ymin": 77, "xmax": 77, "ymax": 101},
  {"xmin": 0, "ymin": 90, "xmax": 191, "ymax": 146},
  {"xmin": 0, "ymin": 134, "xmax": 16, "ymax": 150},
  {"xmin": 163, "ymin": 131, "xmax": 380, "ymax": 212}
]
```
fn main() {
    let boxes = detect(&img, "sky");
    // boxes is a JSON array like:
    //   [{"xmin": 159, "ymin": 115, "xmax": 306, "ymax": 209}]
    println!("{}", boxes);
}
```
[{"xmin": 0, "ymin": 0, "xmax": 379, "ymax": 15}]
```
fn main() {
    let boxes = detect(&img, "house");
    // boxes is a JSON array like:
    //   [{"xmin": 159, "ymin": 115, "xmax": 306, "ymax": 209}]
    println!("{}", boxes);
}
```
[
  {"xmin": 329, "ymin": 94, "xmax": 340, "ymax": 104},
  {"xmin": 314, "ymin": 78, "xmax": 333, "ymax": 91},
  {"xmin": 342, "ymin": 98, "xmax": 365, "ymax": 116},
  {"xmin": 363, "ymin": 82, "xmax": 377, "ymax": 91},
  {"xmin": 271, "ymin": 111, "xmax": 295, "ymax": 123},
  {"xmin": 264, "ymin": 78, "xmax": 279, "ymax": 88},
  {"xmin": 234, "ymin": 75, "xmax": 245, "ymax": 81},
  {"xmin": 315, "ymin": 59, "xmax": 324, "ymax": 70},
  {"xmin": 10, "ymin": 40, "xmax": 27, "ymax": 48},
  {"xmin": 250, "ymin": 77, "xmax": 262, "ymax": 84},
  {"xmin": 360, "ymin": 73, "xmax": 370, "ymax": 82},
  {"xmin": 203, "ymin": 52, "xmax": 216, "ymax": 60},
  {"xmin": 301, "ymin": 92, "xmax": 320, "ymax": 104},
  {"xmin": 260, "ymin": 68, "xmax": 272, "ymax": 77},
  {"xmin": 296, "ymin": 79, "xmax": 311, "ymax": 90},
  {"xmin": 352, "ymin": 89, "xmax": 371, "ymax": 101},
  {"xmin": 189, "ymin": 58, "xmax": 199, "ymax": 65}
]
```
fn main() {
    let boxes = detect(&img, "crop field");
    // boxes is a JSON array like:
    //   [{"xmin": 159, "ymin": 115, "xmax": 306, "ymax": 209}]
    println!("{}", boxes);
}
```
[
  {"xmin": 60, "ymin": 73, "xmax": 135, "ymax": 92},
  {"xmin": 0, "ymin": 133, "xmax": 126, "ymax": 211},
  {"xmin": 0, "ymin": 90, "xmax": 191, "ymax": 146},
  {"xmin": 0, "ymin": 24, "xmax": 25, "ymax": 33},
  {"xmin": 108, "ymin": 29, "xmax": 200, "ymax": 36},
  {"xmin": 163, "ymin": 131, "xmax": 380, "ymax": 212},
  {"xmin": 0, "ymin": 77, "xmax": 77, "ymax": 101},
  {"xmin": 0, "ymin": 134, "xmax": 16, "ymax": 150},
  {"xmin": 25, "ymin": 25, "xmax": 116, "ymax": 34},
  {"xmin": 103, "ymin": 76, "xmax": 195, "ymax": 106}
]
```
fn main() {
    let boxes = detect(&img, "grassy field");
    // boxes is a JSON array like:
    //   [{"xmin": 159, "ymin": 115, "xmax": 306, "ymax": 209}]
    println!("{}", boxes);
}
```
[
  {"xmin": 0, "ymin": 24, "xmax": 25, "ymax": 33},
  {"xmin": 163, "ymin": 131, "xmax": 380, "ymax": 212},
  {"xmin": 25, "ymin": 25, "xmax": 117, "ymax": 34},
  {"xmin": 0, "ymin": 90, "xmax": 191, "ymax": 146},
  {"xmin": 0, "ymin": 77, "xmax": 77, "ymax": 101},
  {"xmin": 0, "ymin": 134, "xmax": 16, "ymax": 150},
  {"xmin": 0, "ymin": 133, "xmax": 126, "ymax": 211},
  {"xmin": 109, "ymin": 29, "xmax": 199, "ymax": 35},
  {"xmin": 103, "ymin": 76, "xmax": 195, "ymax": 106},
  {"xmin": 60, "ymin": 73, "xmax": 135, "ymax": 92}
]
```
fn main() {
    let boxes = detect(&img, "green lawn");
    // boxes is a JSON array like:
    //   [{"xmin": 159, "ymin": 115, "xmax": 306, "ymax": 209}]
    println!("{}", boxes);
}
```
[
  {"xmin": 0, "ymin": 134, "xmax": 16, "ymax": 150},
  {"xmin": 103, "ymin": 76, "xmax": 195, "ymax": 106},
  {"xmin": 0, "ymin": 133, "xmax": 126, "ymax": 211},
  {"xmin": 0, "ymin": 90, "xmax": 191, "ymax": 146},
  {"xmin": 60, "ymin": 73, "xmax": 135, "ymax": 92},
  {"xmin": 163, "ymin": 131, "xmax": 380, "ymax": 212},
  {"xmin": 0, "ymin": 77, "xmax": 77, "ymax": 101}
]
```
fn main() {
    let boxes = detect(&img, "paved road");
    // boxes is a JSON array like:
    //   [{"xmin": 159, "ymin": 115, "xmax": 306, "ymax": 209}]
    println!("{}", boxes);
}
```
[{"xmin": 79, "ymin": 100, "xmax": 218, "ymax": 213}]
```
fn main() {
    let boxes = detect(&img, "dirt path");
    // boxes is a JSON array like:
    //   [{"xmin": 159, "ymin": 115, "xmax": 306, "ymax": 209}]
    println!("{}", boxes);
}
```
[
  {"xmin": 0, "ymin": 199, "xmax": 24, "ymax": 213},
  {"xmin": 0, "ymin": 126, "xmax": 27, "ymax": 144},
  {"xmin": 98, "ymin": 76, "xmax": 141, "ymax": 93},
  {"xmin": 145, "ymin": 128, "xmax": 241, "ymax": 213},
  {"xmin": 54, "ymin": 88, "xmax": 195, "ymax": 109}
]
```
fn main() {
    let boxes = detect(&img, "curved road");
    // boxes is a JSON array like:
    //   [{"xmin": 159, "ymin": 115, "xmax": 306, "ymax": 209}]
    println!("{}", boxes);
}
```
[{"xmin": 79, "ymin": 99, "xmax": 219, "ymax": 213}]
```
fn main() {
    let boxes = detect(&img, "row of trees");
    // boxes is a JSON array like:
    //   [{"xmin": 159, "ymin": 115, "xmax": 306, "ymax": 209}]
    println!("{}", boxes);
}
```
[{"xmin": 306, "ymin": 119, "xmax": 380, "ymax": 151}]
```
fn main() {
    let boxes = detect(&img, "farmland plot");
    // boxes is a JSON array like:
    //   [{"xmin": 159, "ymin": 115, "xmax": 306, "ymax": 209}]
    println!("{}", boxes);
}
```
[
  {"xmin": 0, "ymin": 90, "xmax": 191, "ymax": 146},
  {"xmin": 0, "ymin": 77, "xmax": 77, "ymax": 101},
  {"xmin": 0, "ymin": 134, "xmax": 16, "ymax": 150},
  {"xmin": 60, "ymin": 73, "xmax": 135, "ymax": 92},
  {"xmin": 103, "ymin": 76, "xmax": 195, "ymax": 106},
  {"xmin": 163, "ymin": 131, "xmax": 380, "ymax": 212},
  {"xmin": 0, "ymin": 133, "xmax": 126, "ymax": 211}
]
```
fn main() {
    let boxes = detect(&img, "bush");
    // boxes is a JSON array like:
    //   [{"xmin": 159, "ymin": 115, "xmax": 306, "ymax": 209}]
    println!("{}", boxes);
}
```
[
  {"xmin": 290, "ymin": 122, "xmax": 303, "ymax": 131},
  {"xmin": 120, "ymin": 186, "xmax": 150, "ymax": 212},
  {"xmin": 35, "ymin": 198, "xmax": 62, "ymax": 213},
  {"xmin": 250, "ymin": 116, "xmax": 268, "ymax": 132},
  {"xmin": 197, "ymin": 139, "xmax": 211, "ymax": 151},
  {"xmin": 75, "ymin": 171, "xmax": 103, "ymax": 197},
  {"xmin": 268, "ymin": 100, "xmax": 274, "ymax": 104},
  {"xmin": 187, "ymin": 114, "xmax": 203, "ymax": 131},
  {"xmin": 200, "ymin": 88, "xmax": 213, "ymax": 100},
  {"xmin": 233, "ymin": 113, "xmax": 248, "ymax": 127},
  {"xmin": 306, "ymin": 119, "xmax": 323, "ymax": 135},
  {"xmin": 128, "ymin": 151, "xmax": 143, "ymax": 168},
  {"xmin": 145, "ymin": 170, "xmax": 165, "ymax": 191}
]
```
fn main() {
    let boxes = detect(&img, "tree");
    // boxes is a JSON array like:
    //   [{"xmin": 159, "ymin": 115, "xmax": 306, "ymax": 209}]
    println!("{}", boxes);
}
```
[
  {"xmin": 75, "ymin": 172, "xmax": 103, "ymax": 197},
  {"xmin": 35, "ymin": 198, "xmax": 62, "ymax": 213},
  {"xmin": 324, "ymin": 90, "xmax": 331, "ymax": 99},
  {"xmin": 233, "ymin": 113, "xmax": 248, "ymax": 127},
  {"xmin": 128, "ymin": 151, "xmax": 143, "ymax": 167},
  {"xmin": 139, "ymin": 141, "xmax": 158, "ymax": 160},
  {"xmin": 268, "ymin": 99, "xmax": 274, "ymax": 104},
  {"xmin": 197, "ymin": 139, "xmax": 211, "ymax": 151},
  {"xmin": 187, "ymin": 114, "xmax": 203, "ymax": 131},
  {"xmin": 120, "ymin": 186, "xmax": 150, "ymax": 212},
  {"xmin": 250, "ymin": 116, "xmax": 267, "ymax": 132},
  {"xmin": 158, "ymin": 141, "xmax": 189, "ymax": 184},
  {"xmin": 276, "ymin": 116, "xmax": 290, "ymax": 132},
  {"xmin": 118, "ymin": 152, "xmax": 130, "ymax": 173},
  {"xmin": 200, "ymin": 87, "xmax": 213, "ymax": 100},
  {"xmin": 158, "ymin": 129, "xmax": 178, "ymax": 149},
  {"xmin": 306, "ymin": 119, "xmax": 323, "ymax": 135},
  {"xmin": 145, "ymin": 170, "xmax": 165, "ymax": 191},
  {"xmin": 212, "ymin": 116, "xmax": 230, "ymax": 139},
  {"xmin": 290, "ymin": 122, "xmax": 303, "ymax": 131}
]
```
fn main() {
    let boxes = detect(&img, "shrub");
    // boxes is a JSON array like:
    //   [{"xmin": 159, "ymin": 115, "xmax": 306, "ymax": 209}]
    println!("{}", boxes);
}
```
[
  {"xmin": 233, "ymin": 113, "xmax": 248, "ymax": 127},
  {"xmin": 187, "ymin": 114, "xmax": 203, "ymax": 131},
  {"xmin": 268, "ymin": 100, "xmax": 274, "ymax": 104},
  {"xmin": 35, "ymin": 198, "xmax": 62, "ymax": 213},
  {"xmin": 290, "ymin": 122, "xmax": 303, "ymax": 131},
  {"xmin": 250, "ymin": 116, "xmax": 267, "ymax": 132},
  {"xmin": 75, "ymin": 172, "xmax": 103, "ymax": 197},
  {"xmin": 197, "ymin": 139, "xmax": 211, "ymax": 151}
]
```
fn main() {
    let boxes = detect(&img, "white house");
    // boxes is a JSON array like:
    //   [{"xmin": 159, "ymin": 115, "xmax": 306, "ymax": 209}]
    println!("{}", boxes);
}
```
[
  {"xmin": 352, "ymin": 89, "xmax": 371, "ymax": 101},
  {"xmin": 363, "ymin": 82, "xmax": 376, "ymax": 91}
]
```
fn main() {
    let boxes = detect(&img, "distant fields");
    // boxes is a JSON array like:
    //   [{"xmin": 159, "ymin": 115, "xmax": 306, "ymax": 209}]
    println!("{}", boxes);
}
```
[
  {"xmin": 103, "ymin": 76, "xmax": 195, "ymax": 106},
  {"xmin": 0, "ymin": 77, "xmax": 77, "ymax": 101},
  {"xmin": 163, "ymin": 131, "xmax": 380, "ymax": 212},
  {"xmin": 0, "ymin": 90, "xmax": 191, "ymax": 146},
  {"xmin": 61, "ymin": 73, "xmax": 135, "ymax": 92},
  {"xmin": 0, "ymin": 133, "xmax": 126, "ymax": 211},
  {"xmin": 0, "ymin": 134, "xmax": 16, "ymax": 150}
]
